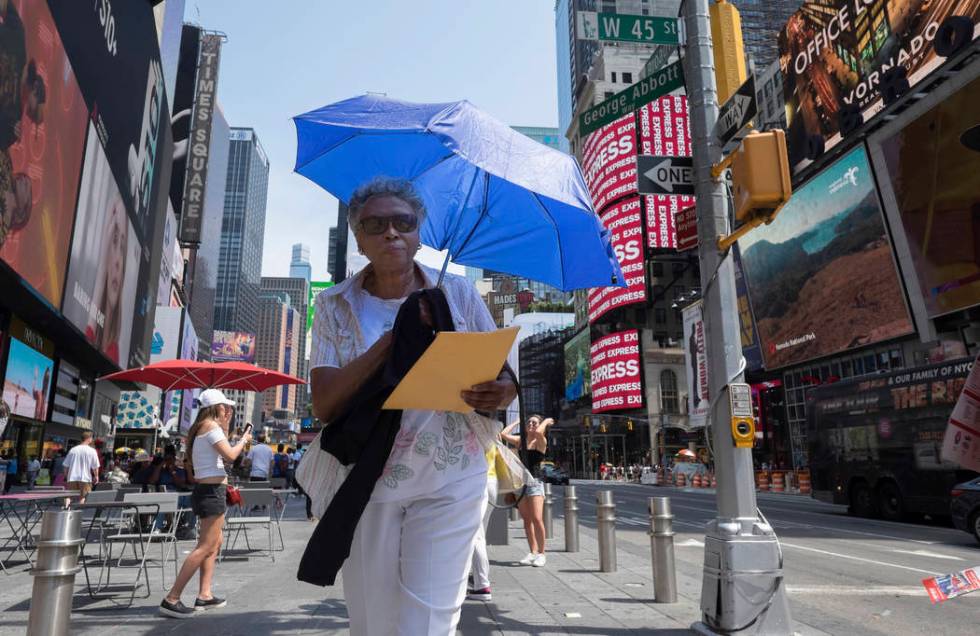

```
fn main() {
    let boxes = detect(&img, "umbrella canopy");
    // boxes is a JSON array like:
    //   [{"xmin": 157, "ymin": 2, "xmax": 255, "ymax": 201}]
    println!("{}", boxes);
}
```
[
  {"xmin": 114, "ymin": 447, "xmax": 132, "ymax": 454},
  {"xmin": 99, "ymin": 360, "xmax": 306, "ymax": 393},
  {"xmin": 293, "ymin": 94, "xmax": 624, "ymax": 291},
  {"xmin": 675, "ymin": 449, "xmax": 697, "ymax": 459}
]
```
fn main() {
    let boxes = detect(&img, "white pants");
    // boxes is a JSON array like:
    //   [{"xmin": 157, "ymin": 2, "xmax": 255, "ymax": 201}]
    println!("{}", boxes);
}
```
[
  {"xmin": 469, "ymin": 476, "xmax": 498, "ymax": 590},
  {"xmin": 342, "ymin": 471, "xmax": 488, "ymax": 636}
]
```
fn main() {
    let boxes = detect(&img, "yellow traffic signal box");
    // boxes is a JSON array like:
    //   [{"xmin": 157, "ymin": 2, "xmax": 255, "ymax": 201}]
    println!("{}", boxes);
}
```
[
  {"xmin": 731, "ymin": 130, "xmax": 791, "ymax": 223},
  {"xmin": 710, "ymin": 0, "xmax": 747, "ymax": 104}
]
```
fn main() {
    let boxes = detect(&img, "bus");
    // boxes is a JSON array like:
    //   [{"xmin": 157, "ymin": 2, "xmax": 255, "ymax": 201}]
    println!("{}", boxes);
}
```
[{"xmin": 807, "ymin": 358, "xmax": 978, "ymax": 520}]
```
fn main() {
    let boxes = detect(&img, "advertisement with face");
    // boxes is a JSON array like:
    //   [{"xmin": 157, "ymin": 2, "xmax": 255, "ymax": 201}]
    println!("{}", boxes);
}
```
[
  {"xmin": 581, "ymin": 112, "xmax": 637, "ymax": 213},
  {"xmin": 0, "ymin": 1, "xmax": 88, "ymax": 307},
  {"xmin": 873, "ymin": 73, "xmax": 980, "ymax": 318},
  {"xmin": 588, "ymin": 196, "xmax": 647, "ymax": 323},
  {"xmin": 778, "ymin": 0, "xmax": 980, "ymax": 169},
  {"xmin": 564, "ymin": 328, "xmax": 592, "ymax": 402},
  {"xmin": 2, "ymin": 336, "xmax": 53, "ymax": 421},
  {"xmin": 210, "ymin": 330, "xmax": 256, "ymax": 363},
  {"xmin": 738, "ymin": 146, "xmax": 913, "ymax": 369},
  {"xmin": 63, "ymin": 124, "xmax": 141, "ymax": 367},
  {"xmin": 590, "ymin": 329, "xmax": 643, "ymax": 414}
]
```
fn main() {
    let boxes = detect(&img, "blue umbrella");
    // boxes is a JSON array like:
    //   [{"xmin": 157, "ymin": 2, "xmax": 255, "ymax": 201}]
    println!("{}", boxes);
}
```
[{"xmin": 293, "ymin": 94, "xmax": 624, "ymax": 291}]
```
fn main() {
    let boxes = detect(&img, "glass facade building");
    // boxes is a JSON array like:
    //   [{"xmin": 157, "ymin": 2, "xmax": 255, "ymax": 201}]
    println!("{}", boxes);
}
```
[{"xmin": 215, "ymin": 128, "xmax": 270, "ymax": 335}]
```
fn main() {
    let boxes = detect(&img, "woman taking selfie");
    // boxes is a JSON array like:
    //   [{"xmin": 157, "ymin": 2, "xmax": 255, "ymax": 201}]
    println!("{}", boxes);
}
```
[
  {"xmin": 159, "ymin": 389, "xmax": 252, "ymax": 619},
  {"xmin": 501, "ymin": 415, "xmax": 554, "ymax": 567}
]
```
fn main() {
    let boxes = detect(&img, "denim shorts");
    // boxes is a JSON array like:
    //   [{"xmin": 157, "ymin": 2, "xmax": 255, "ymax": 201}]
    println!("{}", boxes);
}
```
[
  {"xmin": 191, "ymin": 483, "xmax": 227, "ymax": 519},
  {"xmin": 524, "ymin": 475, "xmax": 545, "ymax": 498}
]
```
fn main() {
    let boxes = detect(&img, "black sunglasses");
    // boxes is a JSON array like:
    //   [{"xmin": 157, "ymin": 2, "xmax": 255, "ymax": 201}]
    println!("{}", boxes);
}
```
[{"xmin": 356, "ymin": 214, "xmax": 419, "ymax": 235}]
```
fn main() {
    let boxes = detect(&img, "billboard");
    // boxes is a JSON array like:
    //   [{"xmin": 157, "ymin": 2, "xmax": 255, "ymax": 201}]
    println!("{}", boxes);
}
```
[
  {"xmin": 591, "ymin": 329, "xmax": 644, "ymax": 413},
  {"xmin": 308, "ymin": 280, "xmax": 334, "ymax": 332},
  {"xmin": 581, "ymin": 112, "xmax": 637, "ymax": 212},
  {"xmin": 639, "ymin": 96, "xmax": 693, "ymax": 249},
  {"xmin": 178, "ymin": 315, "xmax": 198, "ymax": 433},
  {"xmin": 682, "ymin": 301, "xmax": 709, "ymax": 428},
  {"xmin": 564, "ymin": 328, "xmax": 591, "ymax": 401},
  {"xmin": 738, "ymin": 146, "xmax": 913, "ymax": 369},
  {"xmin": 62, "ymin": 124, "xmax": 142, "ymax": 367},
  {"xmin": 115, "ymin": 390, "xmax": 157, "ymax": 430},
  {"xmin": 778, "ymin": 0, "xmax": 980, "ymax": 169},
  {"xmin": 732, "ymin": 245, "xmax": 764, "ymax": 371},
  {"xmin": 0, "ymin": 1, "xmax": 88, "ymax": 307},
  {"xmin": 151, "ymin": 306, "xmax": 183, "ymax": 363},
  {"xmin": 871, "ymin": 72, "xmax": 980, "ymax": 319},
  {"xmin": 587, "ymin": 196, "xmax": 647, "ymax": 323},
  {"xmin": 210, "ymin": 330, "xmax": 256, "ymax": 363},
  {"xmin": 2, "ymin": 336, "xmax": 53, "ymax": 421}
]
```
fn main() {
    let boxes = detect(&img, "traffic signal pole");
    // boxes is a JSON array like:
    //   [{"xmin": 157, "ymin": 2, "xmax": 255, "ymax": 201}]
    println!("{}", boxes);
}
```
[{"xmin": 681, "ymin": 0, "xmax": 793, "ymax": 633}]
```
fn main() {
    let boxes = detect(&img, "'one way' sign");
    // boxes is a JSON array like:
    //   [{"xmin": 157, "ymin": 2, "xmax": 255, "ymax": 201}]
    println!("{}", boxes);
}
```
[{"xmin": 637, "ymin": 155, "xmax": 695, "ymax": 196}]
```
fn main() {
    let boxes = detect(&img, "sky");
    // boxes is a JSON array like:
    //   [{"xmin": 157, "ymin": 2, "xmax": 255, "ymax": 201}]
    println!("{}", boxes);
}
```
[{"xmin": 189, "ymin": 0, "xmax": 561, "ymax": 280}]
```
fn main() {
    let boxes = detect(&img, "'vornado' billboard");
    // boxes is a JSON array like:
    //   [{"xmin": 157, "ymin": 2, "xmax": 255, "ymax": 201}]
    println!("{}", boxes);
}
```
[{"xmin": 778, "ymin": 0, "xmax": 980, "ymax": 169}]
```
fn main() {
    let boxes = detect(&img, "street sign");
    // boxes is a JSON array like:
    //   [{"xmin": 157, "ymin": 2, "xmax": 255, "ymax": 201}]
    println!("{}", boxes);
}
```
[
  {"xmin": 577, "ymin": 11, "xmax": 598, "ymax": 40},
  {"xmin": 598, "ymin": 13, "xmax": 680, "ymax": 45},
  {"xmin": 714, "ymin": 75, "xmax": 757, "ymax": 148},
  {"xmin": 637, "ymin": 155, "xmax": 695, "ymax": 196},
  {"xmin": 579, "ymin": 60, "xmax": 684, "ymax": 136}
]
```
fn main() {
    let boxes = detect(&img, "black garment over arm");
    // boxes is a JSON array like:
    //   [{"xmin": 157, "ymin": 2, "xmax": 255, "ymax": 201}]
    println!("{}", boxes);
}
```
[{"xmin": 297, "ymin": 288, "xmax": 456, "ymax": 586}]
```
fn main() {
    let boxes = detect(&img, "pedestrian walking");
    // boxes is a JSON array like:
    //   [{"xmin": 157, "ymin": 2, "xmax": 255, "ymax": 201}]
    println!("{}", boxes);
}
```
[
  {"xmin": 467, "ymin": 444, "xmax": 499, "ymax": 602},
  {"xmin": 300, "ymin": 178, "xmax": 516, "ymax": 635},
  {"xmin": 159, "ymin": 389, "xmax": 252, "ymax": 619},
  {"xmin": 501, "ymin": 415, "xmax": 554, "ymax": 567},
  {"xmin": 63, "ymin": 432, "xmax": 100, "ymax": 502},
  {"xmin": 245, "ymin": 435, "xmax": 274, "ymax": 481},
  {"xmin": 25, "ymin": 455, "xmax": 39, "ymax": 489}
]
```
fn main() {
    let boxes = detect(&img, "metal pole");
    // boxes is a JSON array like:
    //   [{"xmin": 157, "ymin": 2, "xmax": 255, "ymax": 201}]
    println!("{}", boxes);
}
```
[
  {"xmin": 564, "ymin": 485, "xmax": 579, "ymax": 552},
  {"xmin": 649, "ymin": 497, "xmax": 677, "ymax": 603},
  {"xmin": 509, "ymin": 506, "xmax": 519, "ymax": 523},
  {"xmin": 28, "ymin": 509, "xmax": 83, "ymax": 636},
  {"xmin": 542, "ymin": 483, "xmax": 554, "ymax": 538},
  {"xmin": 596, "ymin": 490, "xmax": 617, "ymax": 572},
  {"xmin": 682, "ymin": 1, "xmax": 792, "ymax": 633}
]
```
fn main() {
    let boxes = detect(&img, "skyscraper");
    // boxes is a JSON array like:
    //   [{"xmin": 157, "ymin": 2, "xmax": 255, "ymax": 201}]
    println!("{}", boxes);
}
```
[
  {"xmin": 260, "ymin": 276, "xmax": 310, "ymax": 417},
  {"xmin": 289, "ymin": 243, "xmax": 312, "ymax": 283},
  {"xmin": 328, "ymin": 203, "xmax": 350, "ymax": 284},
  {"xmin": 215, "ymin": 127, "xmax": 270, "ymax": 335},
  {"xmin": 256, "ymin": 291, "xmax": 301, "ymax": 420},
  {"xmin": 733, "ymin": 0, "xmax": 799, "ymax": 72}
]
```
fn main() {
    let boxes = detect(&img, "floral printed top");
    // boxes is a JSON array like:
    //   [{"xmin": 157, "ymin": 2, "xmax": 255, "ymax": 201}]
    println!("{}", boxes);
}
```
[{"xmin": 310, "ymin": 263, "xmax": 493, "ymax": 503}]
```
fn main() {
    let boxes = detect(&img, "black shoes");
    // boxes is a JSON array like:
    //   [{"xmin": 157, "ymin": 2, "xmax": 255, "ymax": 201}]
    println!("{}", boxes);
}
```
[
  {"xmin": 159, "ymin": 598, "xmax": 195, "ymax": 619},
  {"xmin": 194, "ymin": 596, "xmax": 227, "ymax": 611}
]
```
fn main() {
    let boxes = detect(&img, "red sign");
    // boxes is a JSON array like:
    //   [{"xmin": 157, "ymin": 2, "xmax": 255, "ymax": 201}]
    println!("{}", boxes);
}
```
[
  {"xmin": 581, "ymin": 113, "xmax": 637, "ymax": 213},
  {"xmin": 588, "ymin": 197, "xmax": 647, "ymax": 323},
  {"xmin": 591, "ymin": 330, "xmax": 644, "ymax": 413},
  {"xmin": 639, "ymin": 96, "xmax": 695, "ymax": 250},
  {"xmin": 675, "ymin": 201, "xmax": 698, "ymax": 251}
]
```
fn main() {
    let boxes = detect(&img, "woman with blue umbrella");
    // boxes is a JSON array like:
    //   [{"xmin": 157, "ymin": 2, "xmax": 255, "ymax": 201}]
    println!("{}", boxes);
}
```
[{"xmin": 294, "ymin": 94, "xmax": 623, "ymax": 635}]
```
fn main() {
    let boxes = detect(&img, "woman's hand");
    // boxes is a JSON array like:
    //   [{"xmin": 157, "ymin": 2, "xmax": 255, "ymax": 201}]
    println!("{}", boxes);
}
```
[{"xmin": 461, "ymin": 376, "xmax": 517, "ymax": 411}]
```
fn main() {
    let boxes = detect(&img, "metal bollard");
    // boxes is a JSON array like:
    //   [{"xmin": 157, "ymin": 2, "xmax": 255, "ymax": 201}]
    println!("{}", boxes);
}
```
[
  {"xmin": 509, "ymin": 506, "xmax": 519, "ymax": 522},
  {"xmin": 563, "ymin": 485, "xmax": 579, "ymax": 552},
  {"xmin": 28, "ymin": 509, "xmax": 84, "ymax": 636},
  {"xmin": 542, "ymin": 483, "xmax": 553, "ymax": 538},
  {"xmin": 596, "ymin": 490, "xmax": 617, "ymax": 572},
  {"xmin": 649, "ymin": 496, "xmax": 677, "ymax": 603}
]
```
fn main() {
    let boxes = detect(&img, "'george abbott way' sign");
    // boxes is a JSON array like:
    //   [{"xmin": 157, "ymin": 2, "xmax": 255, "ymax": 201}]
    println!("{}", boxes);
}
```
[{"xmin": 579, "ymin": 60, "xmax": 684, "ymax": 136}]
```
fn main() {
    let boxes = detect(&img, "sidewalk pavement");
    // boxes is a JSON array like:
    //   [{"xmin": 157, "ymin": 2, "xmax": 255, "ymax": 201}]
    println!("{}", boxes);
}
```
[{"xmin": 0, "ymin": 494, "xmax": 698, "ymax": 635}]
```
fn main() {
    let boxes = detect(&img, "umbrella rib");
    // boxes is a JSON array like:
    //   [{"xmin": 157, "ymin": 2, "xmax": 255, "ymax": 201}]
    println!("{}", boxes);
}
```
[{"xmin": 532, "ymin": 192, "xmax": 567, "ymax": 290}]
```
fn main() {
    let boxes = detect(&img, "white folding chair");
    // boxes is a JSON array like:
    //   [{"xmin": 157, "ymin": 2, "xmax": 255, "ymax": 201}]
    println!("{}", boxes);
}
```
[{"xmin": 223, "ymin": 488, "xmax": 275, "ymax": 562}]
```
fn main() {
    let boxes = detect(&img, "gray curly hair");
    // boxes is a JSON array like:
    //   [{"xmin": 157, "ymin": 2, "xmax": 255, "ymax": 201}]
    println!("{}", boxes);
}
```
[{"xmin": 348, "ymin": 177, "xmax": 427, "ymax": 229}]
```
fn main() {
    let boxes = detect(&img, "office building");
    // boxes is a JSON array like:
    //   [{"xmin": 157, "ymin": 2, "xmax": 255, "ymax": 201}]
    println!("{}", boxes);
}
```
[
  {"xmin": 328, "ymin": 203, "xmax": 350, "ymax": 284},
  {"xmin": 256, "ymin": 292, "xmax": 301, "ymax": 421},
  {"xmin": 214, "ymin": 127, "xmax": 270, "ymax": 336},
  {"xmin": 260, "ymin": 277, "xmax": 310, "ymax": 417},
  {"xmin": 734, "ymin": 0, "xmax": 800, "ymax": 72},
  {"xmin": 289, "ymin": 243, "xmax": 312, "ymax": 283}
]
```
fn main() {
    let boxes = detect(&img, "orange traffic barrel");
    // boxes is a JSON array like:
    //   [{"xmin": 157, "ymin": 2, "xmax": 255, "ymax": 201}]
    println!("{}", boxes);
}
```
[
  {"xmin": 676, "ymin": 472, "xmax": 686, "ymax": 488},
  {"xmin": 710, "ymin": 473, "xmax": 717, "ymax": 488},
  {"xmin": 771, "ymin": 471, "xmax": 785, "ymax": 493},
  {"xmin": 756, "ymin": 470, "xmax": 769, "ymax": 491},
  {"xmin": 692, "ymin": 473, "xmax": 702, "ymax": 488},
  {"xmin": 798, "ymin": 470, "xmax": 811, "ymax": 494}
]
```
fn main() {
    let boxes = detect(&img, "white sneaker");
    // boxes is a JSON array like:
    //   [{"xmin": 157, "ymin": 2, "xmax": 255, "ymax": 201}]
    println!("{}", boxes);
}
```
[
  {"xmin": 519, "ymin": 552, "xmax": 536, "ymax": 565},
  {"xmin": 532, "ymin": 553, "xmax": 546, "ymax": 567}
]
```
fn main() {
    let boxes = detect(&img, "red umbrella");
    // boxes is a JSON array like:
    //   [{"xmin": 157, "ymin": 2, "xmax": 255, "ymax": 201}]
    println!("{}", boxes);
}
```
[{"xmin": 99, "ymin": 359, "xmax": 306, "ymax": 392}]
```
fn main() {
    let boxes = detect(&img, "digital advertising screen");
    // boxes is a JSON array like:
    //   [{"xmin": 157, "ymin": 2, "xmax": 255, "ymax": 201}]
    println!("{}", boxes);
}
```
[
  {"xmin": 2, "ymin": 336, "xmax": 54, "ymax": 421},
  {"xmin": 639, "ymin": 96, "xmax": 692, "ymax": 250},
  {"xmin": 210, "ymin": 330, "xmax": 256, "ymax": 364},
  {"xmin": 581, "ymin": 112, "xmax": 637, "ymax": 213},
  {"xmin": 738, "ymin": 146, "xmax": 913, "ymax": 369},
  {"xmin": 564, "ymin": 328, "xmax": 591, "ymax": 402},
  {"xmin": 778, "ymin": 0, "xmax": 980, "ymax": 170},
  {"xmin": 588, "ymin": 196, "xmax": 647, "ymax": 323},
  {"xmin": 0, "ymin": 1, "xmax": 88, "ymax": 307},
  {"xmin": 872, "ymin": 72, "xmax": 980, "ymax": 319},
  {"xmin": 62, "ymin": 123, "xmax": 141, "ymax": 367},
  {"xmin": 590, "ymin": 329, "xmax": 644, "ymax": 414}
]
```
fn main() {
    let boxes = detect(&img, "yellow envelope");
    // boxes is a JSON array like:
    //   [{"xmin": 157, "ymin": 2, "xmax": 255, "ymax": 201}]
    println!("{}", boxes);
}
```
[{"xmin": 383, "ymin": 327, "xmax": 519, "ymax": 412}]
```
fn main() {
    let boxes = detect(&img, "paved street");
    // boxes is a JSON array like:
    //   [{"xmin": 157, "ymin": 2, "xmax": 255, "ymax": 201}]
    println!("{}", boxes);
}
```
[
  {"xmin": 568, "ymin": 481, "xmax": 980, "ymax": 636},
  {"xmin": 2, "ymin": 482, "xmax": 977, "ymax": 634}
]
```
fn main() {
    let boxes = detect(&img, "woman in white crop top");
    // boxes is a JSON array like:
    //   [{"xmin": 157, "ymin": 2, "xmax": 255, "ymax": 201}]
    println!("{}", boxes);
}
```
[{"xmin": 160, "ymin": 389, "xmax": 251, "ymax": 619}]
